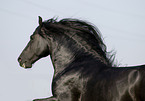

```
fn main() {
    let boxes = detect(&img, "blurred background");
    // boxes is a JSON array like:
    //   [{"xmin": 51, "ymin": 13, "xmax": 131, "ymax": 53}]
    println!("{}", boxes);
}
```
[{"xmin": 0, "ymin": 0, "xmax": 145, "ymax": 101}]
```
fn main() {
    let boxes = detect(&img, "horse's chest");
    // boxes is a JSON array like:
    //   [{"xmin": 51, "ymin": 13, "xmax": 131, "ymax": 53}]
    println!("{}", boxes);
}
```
[{"xmin": 53, "ymin": 72, "xmax": 83, "ymax": 93}]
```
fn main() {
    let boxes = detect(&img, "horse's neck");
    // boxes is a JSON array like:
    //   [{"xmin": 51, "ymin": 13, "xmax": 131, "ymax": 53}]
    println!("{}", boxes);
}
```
[
  {"xmin": 50, "ymin": 43, "xmax": 76, "ymax": 75},
  {"xmin": 49, "ymin": 43, "xmax": 107, "ymax": 76}
]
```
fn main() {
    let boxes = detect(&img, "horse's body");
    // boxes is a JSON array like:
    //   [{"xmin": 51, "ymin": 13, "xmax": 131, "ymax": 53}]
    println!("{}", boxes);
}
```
[{"xmin": 18, "ymin": 17, "xmax": 145, "ymax": 101}]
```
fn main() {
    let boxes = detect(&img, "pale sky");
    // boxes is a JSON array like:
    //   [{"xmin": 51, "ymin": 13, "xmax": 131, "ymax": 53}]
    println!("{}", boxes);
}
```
[{"xmin": 0, "ymin": 0, "xmax": 145, "ymax": 101}]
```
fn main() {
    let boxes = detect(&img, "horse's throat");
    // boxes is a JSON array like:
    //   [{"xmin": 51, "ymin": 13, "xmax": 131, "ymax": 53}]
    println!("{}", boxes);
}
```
[{"xmin": 50, "ymin": 46, "xmax": 75, "ymax": 73}]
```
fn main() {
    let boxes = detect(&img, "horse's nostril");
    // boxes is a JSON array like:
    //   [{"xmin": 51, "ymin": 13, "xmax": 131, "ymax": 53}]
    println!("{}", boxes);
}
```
[{"xmin": 18, "ymin": 58, "xmax": 22, "ymax": 62}]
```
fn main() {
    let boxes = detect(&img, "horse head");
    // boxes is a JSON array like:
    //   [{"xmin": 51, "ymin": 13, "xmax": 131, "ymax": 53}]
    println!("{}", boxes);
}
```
[{"xmin": 18, "ymin": 16, "xmax": 50, "ymax": 68}]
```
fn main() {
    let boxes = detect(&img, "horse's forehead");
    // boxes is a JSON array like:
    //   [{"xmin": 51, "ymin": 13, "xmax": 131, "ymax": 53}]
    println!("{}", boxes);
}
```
[
  {"xmin": 35, "ymin": 26, "xmax": 40, "ymax": 31},
  {"xmin": 33, "ymin": 26, "xmax": 40, "ymax": 35}
]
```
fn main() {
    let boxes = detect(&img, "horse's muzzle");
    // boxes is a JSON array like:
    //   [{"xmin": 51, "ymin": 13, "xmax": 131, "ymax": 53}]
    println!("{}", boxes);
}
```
[{"xmin": 18, "ymin": 57, "xmax": 32, "ymax": 68}]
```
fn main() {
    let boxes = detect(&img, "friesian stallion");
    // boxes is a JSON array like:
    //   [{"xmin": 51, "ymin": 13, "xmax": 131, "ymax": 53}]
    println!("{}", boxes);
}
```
[{"xmin": 18, "ymin": 16, "xmax": 145, "ymax": 101}]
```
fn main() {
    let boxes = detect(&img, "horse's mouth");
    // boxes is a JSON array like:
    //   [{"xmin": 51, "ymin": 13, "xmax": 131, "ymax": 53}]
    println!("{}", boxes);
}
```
[
  {"xmin": 18, "ymin": 59, "xmax": 32, "ymax": 69},
  {"xmin": 22, "ymin": 63, "xmax": 26, "ymax": 68},
  {"xmin": 20, "ymin": 62, "xmax": 32, "ymax": 68}
]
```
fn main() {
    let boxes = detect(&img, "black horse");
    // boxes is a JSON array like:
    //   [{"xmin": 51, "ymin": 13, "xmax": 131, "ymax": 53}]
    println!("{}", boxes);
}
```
[{"xmin": 18, "ymin": 16, "xmax": 145, "ymax": 101}]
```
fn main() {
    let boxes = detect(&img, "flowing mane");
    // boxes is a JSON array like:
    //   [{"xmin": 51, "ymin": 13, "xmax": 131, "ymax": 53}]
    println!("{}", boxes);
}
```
[{"xmin": 42, "ymin": 18, "xmax": 115, "ymax": 66}]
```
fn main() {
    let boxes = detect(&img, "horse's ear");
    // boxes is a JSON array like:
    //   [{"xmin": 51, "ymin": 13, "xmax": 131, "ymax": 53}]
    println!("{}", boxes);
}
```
[{"xmin": 38, "ymin": 16, "xmax": 43, "ymax": 27}]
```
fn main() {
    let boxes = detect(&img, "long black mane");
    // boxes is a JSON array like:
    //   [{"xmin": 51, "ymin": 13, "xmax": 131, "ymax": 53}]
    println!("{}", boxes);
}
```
[{"xmin": 42, "ymin": 18, "xmax": 115, "ymax": 66}]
